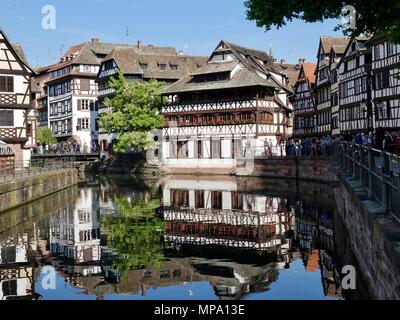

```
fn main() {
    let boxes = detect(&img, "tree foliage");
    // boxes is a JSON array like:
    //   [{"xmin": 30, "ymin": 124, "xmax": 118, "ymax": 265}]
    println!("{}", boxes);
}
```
[
  {"xmin": 244, "ymin": 0, "xmax": 400, "ymax": 43},
  {"xmin": 98, "ymin": 71, "xmax": 165, "ymax": 153},
  {"xmin": 36, "ymin": 127, "xmax": 57, "ymax": 146},
  {"xmin": 101, "ymin": 196, "xmax": 165, "ymax": 278}
]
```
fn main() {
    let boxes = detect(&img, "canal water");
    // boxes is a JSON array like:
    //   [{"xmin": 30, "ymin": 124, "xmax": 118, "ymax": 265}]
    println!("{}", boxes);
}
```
[{"xmin": 0, "ymin": 175, "xmax": 370, "ymax": 300}]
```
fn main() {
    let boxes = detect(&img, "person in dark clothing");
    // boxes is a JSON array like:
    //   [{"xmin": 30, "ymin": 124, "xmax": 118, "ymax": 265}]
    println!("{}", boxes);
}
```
[{"xmin": 374, "ymin": 127, "xmax": 385, "ymax": 149}]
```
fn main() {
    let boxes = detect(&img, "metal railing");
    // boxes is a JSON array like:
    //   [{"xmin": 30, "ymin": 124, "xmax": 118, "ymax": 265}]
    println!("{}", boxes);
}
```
[
  {"xmin": 0, "ymin": 158, "xmax": 76, "ymax": 184},
  {"xmin": 334, "ymin": 142, "xmax": 400, "ymax": 223}
]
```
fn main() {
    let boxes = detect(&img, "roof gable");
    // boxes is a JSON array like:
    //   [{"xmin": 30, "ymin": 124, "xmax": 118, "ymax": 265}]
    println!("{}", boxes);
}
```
[{"xmin": 0, "ymin": 28, "xmax": 34, "ymax": 74}]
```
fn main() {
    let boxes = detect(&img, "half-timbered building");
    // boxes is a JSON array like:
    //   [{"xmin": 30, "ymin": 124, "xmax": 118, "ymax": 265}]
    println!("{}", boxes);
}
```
[
  {"xmin": 45, "ymin": 38, "xmax": 126, "ymax": 152},
  {"xmin": 337, "ymin": 36, "xmax": 373, "ymax": 135},
  {"xmin": 315, "ymin": 36, "xmax": 350, "ymax": 136},
  {"xmin": 292, "ymin": 63, "xmax": 317, "ymax": 137},
  {"xmin": 96, "ymin": 42, "xmax": 207, "ymax": 153},
  {"xmin": 368, "ymin": 35, "xmax": 400, "ymax": 132},
  {"xmin": 0, "ymin": 29, "xmax": 36, "ymax": 162},
  {"xmin": 160, "ymin": 40, "xmax": 293, "ymax": 173},
  {"xmin": 161, "ymin": 176, "xmax": 293, "ymax": 254}
]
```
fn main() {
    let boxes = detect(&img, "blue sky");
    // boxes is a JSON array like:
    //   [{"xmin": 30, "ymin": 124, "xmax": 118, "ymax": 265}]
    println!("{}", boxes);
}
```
[{"xmin": 0, "ymin": 0, "xmax": 343, "ymax": 68}]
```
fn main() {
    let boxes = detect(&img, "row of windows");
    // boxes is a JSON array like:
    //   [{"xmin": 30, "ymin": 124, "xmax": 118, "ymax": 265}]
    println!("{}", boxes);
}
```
[
  {"xmin": 49, "ymin": 81, "xmax": 71, "ymax": 97},
  {"xmin": 50, "ymin": 99, "xmax": 72, "ymax": 116},
  {"xmin": 340, "ymin": 105, "xmax": 368, "ymax": 121},
  {"xmin": 51, "ymin": 119, "xmax": 72, "ymax": 135},
  {"xmin": 373, "ymin": 43, "xmax": 399, "ymax": 60},
  {"xmin": 373, "ymin": 69, "xmax": 400, "ymax": 90},
  {"xmin": 316, "ymin": 86, "xmax": 331, "ymax": 104},
  {"xmin": 170, "ymin": 190, "xmax": 252, "ymax": 211},
  {"xmin": 50, "ymin": 66, "xmax": 72, "ymax": 79},
  {"xmin": 317, "ymin": 110, "xmax": 331, "ymax": 125},
  {"xmin": 339, "ymin": 77, "xmax": 368, "ymax": 98},
  {"xmin": 166, "ymin": 112, "xmax": 274, "ymax": 125},
  {"xmin": 375, "ymin": 100, "xmax": 400, "ymax": 120}
]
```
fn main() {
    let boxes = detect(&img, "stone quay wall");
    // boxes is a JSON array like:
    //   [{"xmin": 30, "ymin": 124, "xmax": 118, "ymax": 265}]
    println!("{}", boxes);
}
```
[
  {"xmin": 0, "ymin": 168, "xmax": 79, "ymax": 214},
  {"xmin": 237, "ymin": 157, "xmax": 339, "ymax": 182},
  {"xmin": 334, "ymin": 175, "xmax": 400, "ymax": 300}
]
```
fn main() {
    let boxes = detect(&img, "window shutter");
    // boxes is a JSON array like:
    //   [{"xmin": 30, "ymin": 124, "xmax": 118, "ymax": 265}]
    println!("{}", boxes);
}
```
[
  {"xmin": 77, "ymin": 118, "xmax": 81, "ymax": 131},
  {"xmin": 90, "ymin": 101, "xmax": 94, "ymax": 111},
  {"xmin": 77, "ymin": 100, "xmax": 82, "ymax": 110}
]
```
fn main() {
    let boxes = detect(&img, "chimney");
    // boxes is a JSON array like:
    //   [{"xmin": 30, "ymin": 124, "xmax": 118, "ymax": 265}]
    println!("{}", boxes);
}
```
[
  {"xmin": 137, "ymin": 40, "xmax": 142, "ymax": 49},
  {"xmin": 92, "ymin": 38, "xmax": 100, "ymax": 44},
  {"xmin": 298, "ymin": 58, "xmax": 306, "ymax": 65},
  {"xmin": 280, "ymin": 59, "xmax": 285, "ymax": 64}
]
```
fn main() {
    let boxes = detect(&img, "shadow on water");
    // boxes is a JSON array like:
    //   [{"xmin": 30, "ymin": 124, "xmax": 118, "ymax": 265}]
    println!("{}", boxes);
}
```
[{"xmin": 0, "ymin": 174, "xmax": 371, "ymax": 300}]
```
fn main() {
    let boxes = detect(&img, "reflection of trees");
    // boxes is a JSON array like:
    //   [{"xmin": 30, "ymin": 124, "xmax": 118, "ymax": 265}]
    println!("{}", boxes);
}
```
[{"xmin": 101, "ymin": 196, "xmax": 165, "ymax": 278}]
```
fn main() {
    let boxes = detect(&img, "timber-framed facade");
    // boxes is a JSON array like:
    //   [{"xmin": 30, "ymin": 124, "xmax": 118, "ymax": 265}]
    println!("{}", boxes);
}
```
[
  {"xmin": 338, "ymin": 36, "xmax": 373, "ymax": 135},
  {"xmin": 369, "ymin": 35, "xmax": 400, "ymax": 132},
  {"xmin": 314, "ymin": 36, "xmax": 350, "ymax": 136},
  {"xmin": 160, "ymin": 40, "xmax": 293, "ymax": 172},
  {"xmin": 0, "ymin": 29, "xmax": 36, "ymax": 162},
  {"xmin": 292, "ymin": 63, "xmax": 317, "ymax": 137}
]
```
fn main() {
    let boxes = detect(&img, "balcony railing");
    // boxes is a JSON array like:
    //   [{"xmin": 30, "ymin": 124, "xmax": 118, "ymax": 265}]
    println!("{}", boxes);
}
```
[
  {"xmin": 162, "ymin": 98, "xmax": 280, "ymax": 114},
  {"xmin": 164, "ymin": 118, "xmax": 275, "ymax": 127},
  {"xmin": 0, "ymin": 127, "xmax": 26, "ymax": 140},
  {"xmin": 0, "ymin": 159, "xmax": 76, "ymax": 185},
  {"xmin": 0, "ymin": 94, "xmax": 17, "ymax": 105},
  {"xmin": 335, "ymin": 142, "xmax": 400, "ymax": 222}
]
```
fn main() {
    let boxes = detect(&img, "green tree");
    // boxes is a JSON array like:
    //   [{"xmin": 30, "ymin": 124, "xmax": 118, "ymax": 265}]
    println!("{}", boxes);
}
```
[
  {"xmin": 101, "ymin": 196, "xmax": 166, "ymax": 278},
  {"xmin": 36, "ymin": 127, "xmax": 57, "ymax": 146},
  {"xmin": 244, "ymin": 0, "xmax": 400, "ymax": 43},
  {"xmin": 98, "ymin": 71, "xmax": 165, "ymax": 153}
]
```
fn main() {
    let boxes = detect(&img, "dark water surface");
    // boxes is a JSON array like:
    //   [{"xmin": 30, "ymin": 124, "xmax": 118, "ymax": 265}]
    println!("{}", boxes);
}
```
[{"xmin": 0, "ymin": 175, "xmax": 370, "ymax": 300}]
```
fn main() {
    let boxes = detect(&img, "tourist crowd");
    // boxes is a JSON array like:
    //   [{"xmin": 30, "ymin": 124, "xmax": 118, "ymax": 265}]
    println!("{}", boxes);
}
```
[{"xmin": 285, "ymin": 127, "xmax": 400, "ymax": 156}]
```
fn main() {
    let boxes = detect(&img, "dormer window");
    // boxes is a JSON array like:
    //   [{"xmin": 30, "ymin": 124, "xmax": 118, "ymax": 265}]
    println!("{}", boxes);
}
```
[
  {"xmin": 158, "ymin": 63, "xmax": 167, "ymax": 71},
  {"xmin": 170, "ymin": 64, "xmax": 178, "ymax": 71},
  {"xmin": 140, "ymin": 63, "xmax": 148, "ymax": 70}
]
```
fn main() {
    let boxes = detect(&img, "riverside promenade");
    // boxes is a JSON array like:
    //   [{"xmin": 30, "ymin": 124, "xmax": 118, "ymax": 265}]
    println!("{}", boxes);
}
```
[{"xmin": 0, "ymin": 159, "xmax": 79, "ymax": 213}]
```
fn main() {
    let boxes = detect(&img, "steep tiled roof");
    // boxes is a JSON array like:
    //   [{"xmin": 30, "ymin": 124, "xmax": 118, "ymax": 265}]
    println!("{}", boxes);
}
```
[
  {"xmin": 275, "ymin": 63, "xmax": 302, "ymax": 88},
  {"xmin": 320, "ymin": 36, "xmax": 351, "ymax": 53},
  {"xmin": 161, "ymin": 67, "xmax": 280, "ymax": 94},
  {"xmin": 48, "ymin": 41, "xmax": 131, "ymax": 72},
  {"xmin": 102, "ymin": 45, "xmax": 207, "ymax": 80},
  {"xmin": 161, "ymin": 40, "xmax": 286, "ymax": 95},
  {"xmin": 301, "ymin": 63, "xmax": 317, "ymax": 84}
]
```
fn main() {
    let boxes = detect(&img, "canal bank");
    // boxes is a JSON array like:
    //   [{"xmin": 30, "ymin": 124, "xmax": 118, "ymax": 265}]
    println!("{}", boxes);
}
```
[
  {"xmin": 0, "ymin": 168, "xmax": 79, "ymax": 214},
  {"xmin": 334, "ymin": 176, "xmax": 400, "ymax": 300}
]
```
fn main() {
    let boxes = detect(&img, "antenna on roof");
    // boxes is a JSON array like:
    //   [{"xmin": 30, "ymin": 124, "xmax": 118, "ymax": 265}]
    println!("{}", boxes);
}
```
[
  {"xmin": 184, "ymin": 44, "xmax": 189, "ymax": 55},
  {"xmin": 48, "ymin": 49, "xmax": 52, "ymax": 64},
  {"xmin": 125, "ymin": 26, "xmax": 131, "ymax": 44},
  {"xmin": 35, "ymin": 55, "xmax": 39, "ymax": 68},
  {"xmin": 60, "ymin": 44, "xmax": 64, "ymax": 58}
]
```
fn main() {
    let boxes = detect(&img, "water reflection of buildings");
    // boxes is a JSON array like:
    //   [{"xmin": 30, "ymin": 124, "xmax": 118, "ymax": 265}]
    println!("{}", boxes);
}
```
[
  {"xmin": 294, "ymin": 201, "xmax": 342, "ymax": 299},
  {"xmin": 48, "ymin": 187, "xmax": 104, "ymax": 289},
  {"xmin": 0, "ymin": 176, "xmax": 358, "ymax": 300},
  {"xmin": 160, "ymin": 176, "xmax": 295, "ymax": 299},
  {"xmin": 0, "ymin": 234, "xmax": 38, "ymax": 300}
]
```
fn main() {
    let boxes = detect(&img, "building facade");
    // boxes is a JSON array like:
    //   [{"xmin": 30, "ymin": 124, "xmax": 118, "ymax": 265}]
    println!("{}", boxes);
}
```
[
  {"xmin": 292, "ymin": 63, "xmax": 317, "ymax": 137},
  {"xmin": 44, "ymin": 38, "xmax": 125, "ymax": 152},
  {"xmin": 314, "ymin": 36, "xmax": 350, "ymax": 136},
  {"xmin": 0, "ymin": 29, "xmax": 36, "ymax": 162},
  {"xmin": 96, "ymin": 42, "xmax": 207, "ymax": 153},
  {"xmin": 159, "ymin": 40, "xmax": 293, "ymax": 173},
  {"xmin": 369, "ymin": 35, "xmax": 400, "ymax": 132},
  {"xmin": 338, "ymin": 36, "xmax": 373, "ymax": 135}
]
